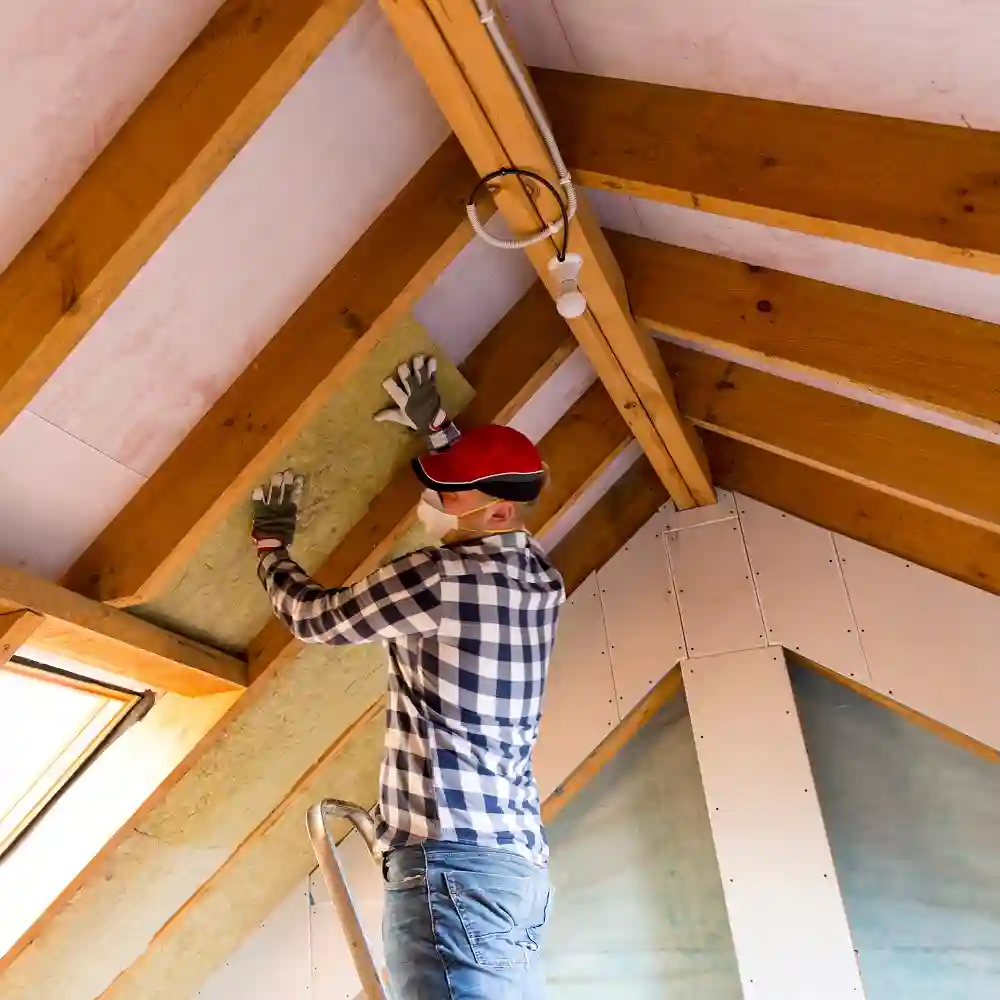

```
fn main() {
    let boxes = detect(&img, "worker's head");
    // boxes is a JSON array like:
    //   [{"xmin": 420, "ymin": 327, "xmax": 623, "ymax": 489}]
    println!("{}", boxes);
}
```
[{"xmin": 411, "ymin": 425, "xmax": 546, "ymax": 541}]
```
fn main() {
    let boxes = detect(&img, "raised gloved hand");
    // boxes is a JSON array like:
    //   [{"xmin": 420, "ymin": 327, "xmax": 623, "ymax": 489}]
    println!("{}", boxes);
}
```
[
  {"xmin": 250, "ymin": 470, "xmax": 305, "ymax": 555},
  {"xmin": 374, "ymin": 354, "xmax": 459, "ymax": 452}
]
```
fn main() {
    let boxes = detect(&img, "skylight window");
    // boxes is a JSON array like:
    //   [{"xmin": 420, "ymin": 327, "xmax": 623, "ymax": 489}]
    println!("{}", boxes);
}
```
[{"xmin": 0, "ymin": 657, "xmax": 147, "ymax": 858}]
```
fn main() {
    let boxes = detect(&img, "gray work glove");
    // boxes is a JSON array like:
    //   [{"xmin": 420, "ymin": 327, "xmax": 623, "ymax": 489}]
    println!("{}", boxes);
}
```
[
  {"xmin": 250, "ymin": 470, "xmax": 305, "ymax": 555},
  {"xmin": 374, "ymin": 354, "xmax": 459, "ymax": 451}
]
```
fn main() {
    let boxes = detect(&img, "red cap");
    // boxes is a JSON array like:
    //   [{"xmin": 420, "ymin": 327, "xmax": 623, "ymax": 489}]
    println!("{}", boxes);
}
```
[{"xmin": 412, "ymin": 425, "xmax": 545, "ymax": 502}]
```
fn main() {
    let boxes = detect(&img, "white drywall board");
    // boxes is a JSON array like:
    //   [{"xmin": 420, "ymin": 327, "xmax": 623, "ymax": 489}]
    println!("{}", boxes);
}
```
[
  {"xmin": 546, "ymin": 0, "xmax": 1000, "ymax": 129},
  {"xmin": 196, "ymin": 878, "xmax": 311, "ymax": 1000},
  {"xmin": 508, "ymin": 347, "xmax": 597, "ymax": 443},
  {"xmin": 540, "ymin": 440, "xmax": 644, "ymax": 551},
  {"xmin": 309, "ymin": 830, "xmax": 385, "ymax": 1000},
  {"xmin": 665, "ymin": 517, "xmax": 765, "ymax": 658},
  {"xmin": 683, "ymin": 647, "xmax": 866, "ymax": 1000},
  {"xmin": 544, "ymin": 693, "xmax": 743, "ymax": 1000},
  {"xmin": 835, "ymin": 535, "xmax": 1000, "ymax": 753},
  {"xmin": 0, "ymin": 410, "xmax": 144, "ymax": 580},
  {"xmin": 581, "ymin": 187, "xmax": 645, "ymax": 237},
  {"xmin": 496, "ymin": 0, "xmax": 579, "ymax": 72},
  {"xmin": 28, "ymin": 2, "xmax": 449, "ymax": 478},
  {"xmin": 736, "ymin": 495, "xmax": 869, "ymax": 683},
  {"xmin": 0, "ymin": 0, "xmax": 221, "ymax": 269},
  {"xmin": 597, "ymin": 512, "xmax": 686, "ymax": 716},
  {"xmin": 660, "ymin": 488, "xmax": 738, "ymax": 532},
  {"xmin": 412, "ymin": 230, "xmax": 536, "ymax": 366},
  {"xmin": 534, "ymin": 574, "xmax": 619, "ymax": 798}
]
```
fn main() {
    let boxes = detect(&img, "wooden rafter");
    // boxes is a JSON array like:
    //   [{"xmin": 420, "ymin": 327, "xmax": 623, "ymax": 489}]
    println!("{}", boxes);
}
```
[
  {"xmin": 0, "ymin": 610, "xmax": 44, "ymax": 667},
  {"xmin": 661, "ymin": 341, "xmax": 1000, "ymax": 533},
  {"xmin": 527, "ymin": 381, "xmax": 631, "ymax": 533},
  {"xmin": 379, "ymin": 0, "xmax": 713, "ymax": 509},
  {"xmin": 612, "ymin": 231, "xmax": 1000, "ymax": 430},
  {"xmin": 0, "ymin": 566, "xmax": 246, "ymax": 694},
  {"xmin": 607, "ymin": 229, "xmax": 1000, "ymax": 596},
  {"xmin": 535, "ymin": 69, "xmax": 1000, "ymax": 274},
  {"xmin": 64, "ymin": 137, "xmax": 480, "ymax": 606},
  {"xmin": 0, "ymin": 0, "xmax": 365, "ymax": 437},
  {"xmin": 703, "ymin": 432, "xmax": 1000, "ymax": 597}
]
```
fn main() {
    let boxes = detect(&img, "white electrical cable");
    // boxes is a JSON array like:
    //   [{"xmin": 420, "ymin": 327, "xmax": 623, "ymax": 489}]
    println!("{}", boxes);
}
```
[{"xmin": 469, "ymin": 1, "xmax": 578, "ymax": 251}]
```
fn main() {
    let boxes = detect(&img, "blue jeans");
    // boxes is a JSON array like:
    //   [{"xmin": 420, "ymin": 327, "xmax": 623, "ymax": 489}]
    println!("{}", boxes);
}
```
[{"xmin": 382, "ymin": 841, "xmax": 551, "ymax": 1000}]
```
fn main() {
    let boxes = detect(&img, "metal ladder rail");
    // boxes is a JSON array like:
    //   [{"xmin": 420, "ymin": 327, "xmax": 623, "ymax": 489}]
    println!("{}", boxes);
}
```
[{"xmin": 306, "ymin": 798, "xmax": 390, "ymax": 1000}]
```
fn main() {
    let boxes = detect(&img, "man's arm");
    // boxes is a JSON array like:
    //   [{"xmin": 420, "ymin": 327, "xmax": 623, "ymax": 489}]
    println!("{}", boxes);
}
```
[{"xmin": 257, "ymin": 547, "xmax": 443, "ymax": 645}]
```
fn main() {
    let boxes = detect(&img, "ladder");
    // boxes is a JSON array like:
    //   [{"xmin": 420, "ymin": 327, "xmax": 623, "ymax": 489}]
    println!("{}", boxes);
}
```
[{"xmin": 306, "ymin": 799, "xmax": 391, "ymax": 1000}]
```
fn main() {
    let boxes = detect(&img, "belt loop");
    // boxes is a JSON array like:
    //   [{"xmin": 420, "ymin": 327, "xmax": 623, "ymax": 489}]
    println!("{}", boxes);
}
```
[{"xmin": 381, "ymin": 851, "xmax": 391, "ymax": 884}]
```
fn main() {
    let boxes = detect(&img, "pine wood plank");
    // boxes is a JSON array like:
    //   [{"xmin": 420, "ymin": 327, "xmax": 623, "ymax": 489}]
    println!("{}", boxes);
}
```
[
  {"xmin": 703, "ymin": 432, "xmax": 1000, "ymax": 597},
  {"xmin": 378, "ymin": 0, "xmax": 712, "ymax": 508},
  {"xmin": 0, "ymin": 565, "xmax": 246, "ymax": 694},
  {"xmin": 661, "ymin": 341, "xmax": 1000, "ymax": 531},
  {"xmin": 0, "ymin": 0, "xmax": 365, "ymax": 436},
  {"xmin": 613, "ymin": 230, "xmax": 1000, "ymax": 429},
  {"xmin": 536, "ymin": 69, "xmax": 1000, "ymax": 274},
  {"xmin": 0, "ymin": 610, "xmax": 45, "ymax": 666}
]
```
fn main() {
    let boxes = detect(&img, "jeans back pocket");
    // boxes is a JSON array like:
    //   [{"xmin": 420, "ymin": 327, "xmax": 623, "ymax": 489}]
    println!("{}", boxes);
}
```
[{"xmin": 443, "ymin": 870, "xmax": 534, "ymax": 969}]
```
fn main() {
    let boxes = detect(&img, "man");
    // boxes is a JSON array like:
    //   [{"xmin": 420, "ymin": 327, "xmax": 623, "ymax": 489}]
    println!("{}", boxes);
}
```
[{"xmin": 251, "ymin": 355, "xmax": 564, "ymax": 999}]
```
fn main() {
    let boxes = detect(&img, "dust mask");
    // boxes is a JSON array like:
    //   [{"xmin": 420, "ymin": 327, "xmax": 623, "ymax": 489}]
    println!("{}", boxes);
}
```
[
  {"xmin": 416, "ymin": 490, "xmax": 502, "ymax": 540},
  {"xmin": 416, "ymin": 490, "xmax": 460, "ymax": 537}
]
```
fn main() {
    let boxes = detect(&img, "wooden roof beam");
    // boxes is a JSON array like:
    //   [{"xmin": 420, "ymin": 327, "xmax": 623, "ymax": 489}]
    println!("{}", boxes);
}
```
[
  {"xmin": 612, "ymin": 230, "xmax": 1000, "ymax": 430},
  {"xmin": 0, "ymin": 565, "xmax": 246, "ymax": 694},
  {"xmin": 379, "ymin": 0, "xmax": 714, "ymax": 510},
  {"xmin": 0, "ymin": 0, "xmax": 366, "ymax": 436},
  {"xmin": 65, "ymin": 137, "xmax": 480, "ymax": 606},
  {"xmin": 661, "ymin": 340, "xmax": 1000, "ymax": 537},
  {"xmin": 704, "ymin": 432, "xmax": 1000, "ymax": 598},
  {"xmin": 535, "ymin": 69, "xmax": 1000, "ymax": 275}
]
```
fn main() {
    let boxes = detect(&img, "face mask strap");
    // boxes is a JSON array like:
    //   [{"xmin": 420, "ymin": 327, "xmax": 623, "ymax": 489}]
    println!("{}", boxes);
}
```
[{"xmin": 420, "ymin": 490, "xmax": 526, "ymax": 539}]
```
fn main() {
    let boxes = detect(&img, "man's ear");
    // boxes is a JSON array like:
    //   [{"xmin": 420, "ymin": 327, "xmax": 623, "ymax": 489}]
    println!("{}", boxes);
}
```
[{"xmin": 487, "ymin": 500, "xmax": 517, "ymax": 524}]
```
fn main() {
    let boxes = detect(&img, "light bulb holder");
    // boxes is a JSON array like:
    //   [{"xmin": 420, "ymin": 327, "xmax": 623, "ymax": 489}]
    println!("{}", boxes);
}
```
[{"xmin": 548, "ymin": 253, "xmax": 587, "ymax": 319}]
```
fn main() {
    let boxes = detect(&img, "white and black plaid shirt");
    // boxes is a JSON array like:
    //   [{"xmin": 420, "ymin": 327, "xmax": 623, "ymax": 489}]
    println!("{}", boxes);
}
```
[{"xmin": 258, "ymin": 531, "xmax": 564, "ymax": 863}]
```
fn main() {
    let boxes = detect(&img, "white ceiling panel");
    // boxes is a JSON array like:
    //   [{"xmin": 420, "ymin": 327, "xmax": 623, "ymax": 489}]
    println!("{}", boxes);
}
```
[
  {"xmin": 508, "ymin": 347, "xmax": 596, "ymax": 443},
  {"xmin": 413, "ymin": 230, "xmax": 536, "ymax": 366},
  {"xmin": 496, "ymin": 0, "xmax": 579, "ymax": 72},
  {"xmin": 29, "ymin": 2, "xmax": 448, "ymax": 478},
  {"xmin": 548, "ymin": 0, "xmax": 1000, "ymax": 129},
  {"xmin": 0, "ymin": 412, "xmax": 144, "ymax": 580},
  {"xmin": 0, "ymin": 0, "xmax": 222, "ymax": 269}
]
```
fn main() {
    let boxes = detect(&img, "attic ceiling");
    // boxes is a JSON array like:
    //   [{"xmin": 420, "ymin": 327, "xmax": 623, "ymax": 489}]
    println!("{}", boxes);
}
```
[
  {"xmin": 0, "ymin": 0, "xmax": 998, "ymax": 585},
  {"xmin": 2, "ymin": 0, "xmax": 1000, "ymax": 996}
]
